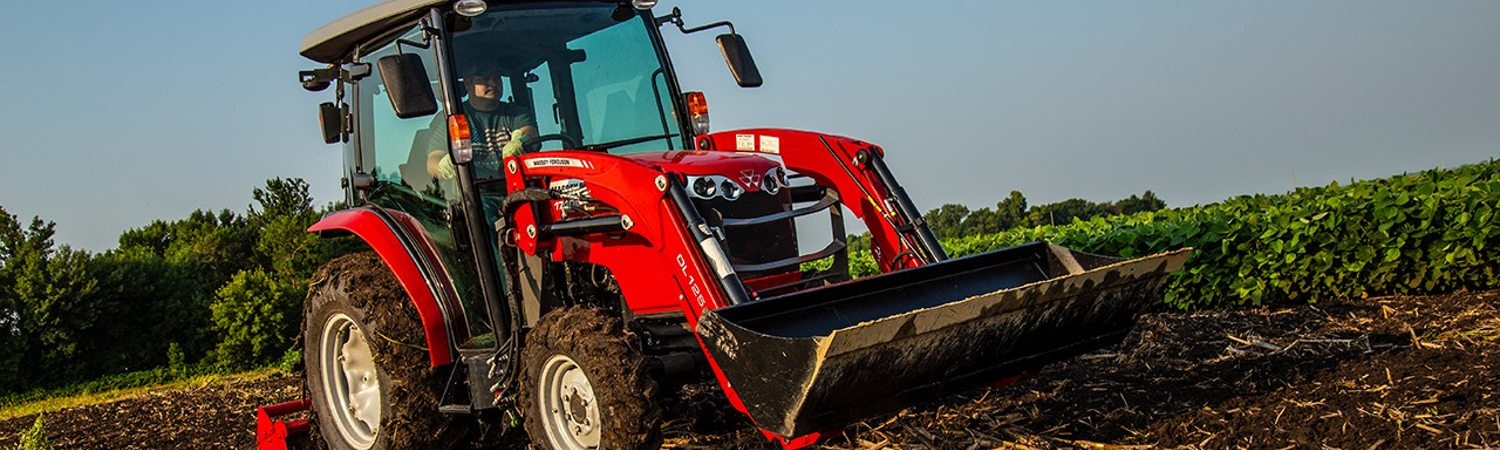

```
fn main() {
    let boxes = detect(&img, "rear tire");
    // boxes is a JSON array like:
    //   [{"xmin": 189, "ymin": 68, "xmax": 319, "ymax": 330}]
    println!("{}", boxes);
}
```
[
  {"xmin": 303, "ymin": 252, "xmax": 469, "ymax": 450},
  {"xmin": 519, "ymin": 307, "xmax": 662, "ymax": 450}
]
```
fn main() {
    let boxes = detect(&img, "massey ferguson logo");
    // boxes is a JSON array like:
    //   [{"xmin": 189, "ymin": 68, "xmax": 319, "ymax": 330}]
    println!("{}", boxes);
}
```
[{"xmin": 738, "ymin": 169, "xmax": 762, "ymax": 191}]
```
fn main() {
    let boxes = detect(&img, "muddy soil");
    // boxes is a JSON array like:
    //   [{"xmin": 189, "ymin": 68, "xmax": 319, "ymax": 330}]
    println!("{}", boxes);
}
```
[
  {"xmin": 0, "ymin": 376, "xmax": 302, "ymax": 449},
  {"xmin": 2, "ymin": 291, "xmax": 1496, "ymax": 449}
]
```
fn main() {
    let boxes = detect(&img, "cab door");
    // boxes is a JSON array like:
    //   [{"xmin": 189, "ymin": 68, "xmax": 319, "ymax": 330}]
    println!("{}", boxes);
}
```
[{"xmin": 352, "ymin": 24, "xmax": 499, "ymax": 348}]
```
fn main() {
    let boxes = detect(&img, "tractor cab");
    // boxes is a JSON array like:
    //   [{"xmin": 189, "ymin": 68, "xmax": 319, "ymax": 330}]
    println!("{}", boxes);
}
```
[{"xmin": 299, "ymin": 0, "xmax": 779, "ymax": 353}]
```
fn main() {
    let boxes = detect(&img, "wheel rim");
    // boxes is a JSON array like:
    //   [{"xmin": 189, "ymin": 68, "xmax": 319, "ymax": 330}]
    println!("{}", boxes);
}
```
[
  {"xmin": 319, "ymin": 313, "xmax": 382, "ymax": 449},
  {"xmin": 538, "ymin": 354, "xmax": 601, "ymax": 449}
]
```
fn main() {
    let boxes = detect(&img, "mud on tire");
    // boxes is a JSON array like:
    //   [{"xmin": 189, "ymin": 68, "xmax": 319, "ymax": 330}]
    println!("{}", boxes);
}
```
[
  {"xmin": 519, "ymin": 307, "xmax": 662, "ymax": 450},
  {"xmin": 303, "ymin": 252, "xmax": 469, "ymax": 450}
]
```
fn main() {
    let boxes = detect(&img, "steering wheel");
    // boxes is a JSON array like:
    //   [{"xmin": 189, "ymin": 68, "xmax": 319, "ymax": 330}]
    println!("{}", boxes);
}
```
[{"xmin": 525, "ymin": 133, "xmax": 581, "ymax": 152}]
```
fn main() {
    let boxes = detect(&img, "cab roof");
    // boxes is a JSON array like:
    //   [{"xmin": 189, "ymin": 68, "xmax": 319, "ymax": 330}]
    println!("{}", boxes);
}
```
[
  {"xmin": 301, "ymin": 0, "xmax": 446, "ymax": 64},
  {"xmin": 301, "ymin": 0, "xmax": 619, "ymax": 64}
]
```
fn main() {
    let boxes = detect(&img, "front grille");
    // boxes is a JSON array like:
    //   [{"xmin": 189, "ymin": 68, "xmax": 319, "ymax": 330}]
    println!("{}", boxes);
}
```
[{"xmin": 695, "ymin": 190, "xmax": 798, "ymax": 279}]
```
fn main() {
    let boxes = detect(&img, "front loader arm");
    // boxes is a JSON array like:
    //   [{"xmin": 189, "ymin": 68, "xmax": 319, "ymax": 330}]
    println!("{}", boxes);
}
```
[
  {"xmin": 500, "ymin": 152, "xmax": 746, "ymax": 316},
  {"xmin": 695, "ymin": 129, "xmax": 947, "ymax": 272}
]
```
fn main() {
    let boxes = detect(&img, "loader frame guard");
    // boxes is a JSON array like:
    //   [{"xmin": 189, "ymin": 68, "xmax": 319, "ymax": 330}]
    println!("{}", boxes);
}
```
[
  {"xmin": 495, "ymin": 127, "xmax": 948, "ymax": 313},
  {"xmin": 696, "ymin": 129, "xmax": 948, "ymax": 271}
]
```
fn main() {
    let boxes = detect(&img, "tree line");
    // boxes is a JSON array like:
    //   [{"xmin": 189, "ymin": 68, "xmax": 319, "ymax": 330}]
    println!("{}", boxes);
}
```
[
  {"xmin": 0, "ymin": 179, "xmax": 357, "ymax": 395},
  {"xmin": 849, "ymin": 190, "xmax": 1167, "ymax": 252},
  {"xmin": 0, "ymin": 181, "xmax": 1164, "ymax": 395}
]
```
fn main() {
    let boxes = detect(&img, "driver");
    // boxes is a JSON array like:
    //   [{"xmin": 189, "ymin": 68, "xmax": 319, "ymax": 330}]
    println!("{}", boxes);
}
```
[{"xmin": 427, "ymin": 59, "xmax": 539, "ymax": 180}]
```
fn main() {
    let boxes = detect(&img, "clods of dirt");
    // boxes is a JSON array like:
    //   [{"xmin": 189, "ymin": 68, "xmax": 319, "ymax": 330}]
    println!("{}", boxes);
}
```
[
  {"xmin": 2, "ymin": 291, "xmax": 1496, "ymax": 449},
  {"xmin": 663, "ymin": 291, "xmax": 1500, "ymax": 449},
  {"xmin": 0, "ymin": 375, "xmax": 302, "ymax": 449}
]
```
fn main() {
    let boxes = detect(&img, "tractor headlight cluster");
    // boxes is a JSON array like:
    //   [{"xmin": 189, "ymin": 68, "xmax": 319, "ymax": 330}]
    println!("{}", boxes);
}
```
[
  {"xmin": 692, "ymin": 176, "xmax": 718, "ymax": 198},
  {"xmin": 763, "ymin": 167, "xmax": 788, "ymax": 195},
  {"xmin": 689, "ymin": 175, "xmax": 743, "ymax": 201},
  {"xmin": 720, "ymin": 179, "xmax": 742, "ymax": 200}
]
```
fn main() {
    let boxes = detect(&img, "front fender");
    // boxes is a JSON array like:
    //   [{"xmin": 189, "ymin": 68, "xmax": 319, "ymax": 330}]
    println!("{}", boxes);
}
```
[{"xmin": 309, "ymin": 208, "xmax": 455, "ymax": 367}]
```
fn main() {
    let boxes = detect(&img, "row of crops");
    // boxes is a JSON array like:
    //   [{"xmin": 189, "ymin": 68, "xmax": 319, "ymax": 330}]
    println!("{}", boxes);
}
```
[{"xmin": 833, "ymin": 159, "xmax": 1499, "ymax": 309}]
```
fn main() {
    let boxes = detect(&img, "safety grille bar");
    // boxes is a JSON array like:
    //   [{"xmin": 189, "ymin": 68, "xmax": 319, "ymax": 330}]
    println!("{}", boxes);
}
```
[
  {"xmin": 731, "ymin": 238, "xmax": 847, "ymax": 274},
  {"xmin": 720, "ymin": 193, "xmax": 838, "ymax": 228}
]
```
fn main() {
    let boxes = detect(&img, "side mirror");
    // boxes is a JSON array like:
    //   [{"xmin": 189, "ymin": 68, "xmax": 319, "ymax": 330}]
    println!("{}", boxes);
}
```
[
  {"xmin": 716, "ymin": 34, "xmax": 762, "ymax": 88},
  {"xmin": 318, "ymin": 102, "xmax": 344, "ymax": 144},
  {"xmin": 377, "ymin": 53, "xmax": 438, "ymax": 118}
]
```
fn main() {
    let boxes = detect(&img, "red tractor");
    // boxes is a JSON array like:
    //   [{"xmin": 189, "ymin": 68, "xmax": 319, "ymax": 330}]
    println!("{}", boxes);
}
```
[{"xmin": 259, "ymin": 1, "xmax": 1190, "ymax": 449}]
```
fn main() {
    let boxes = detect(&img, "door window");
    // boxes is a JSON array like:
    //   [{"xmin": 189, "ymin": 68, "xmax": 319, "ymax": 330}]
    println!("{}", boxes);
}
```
[{"xmin": 356, "ymin": 25, "xmax": 495, "ymax": 347}]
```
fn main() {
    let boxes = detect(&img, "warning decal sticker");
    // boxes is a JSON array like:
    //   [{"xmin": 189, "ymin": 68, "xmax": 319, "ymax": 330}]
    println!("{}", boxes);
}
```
[
  {"xmin": 736, "ymin": 134, "xmax": 755, "ymax": 151},
  {"xmin": 759, "ymin": 136, "xmax": 780, "ymax": 154}
]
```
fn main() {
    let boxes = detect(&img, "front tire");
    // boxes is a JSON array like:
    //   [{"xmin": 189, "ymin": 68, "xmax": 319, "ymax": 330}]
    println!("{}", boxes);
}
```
[
  {"xmin": 303, "ymin": 252, "xmax": 468, "ymax": 450},
  {"xmin": 519, "ymin": 307, "xmax": 661, "ymax": 450}
]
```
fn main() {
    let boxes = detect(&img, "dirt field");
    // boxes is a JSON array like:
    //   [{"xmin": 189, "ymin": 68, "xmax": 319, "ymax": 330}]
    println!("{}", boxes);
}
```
[{"xmin": 3, "ymin": 291, "xmax": 1496, "ymax": 449}]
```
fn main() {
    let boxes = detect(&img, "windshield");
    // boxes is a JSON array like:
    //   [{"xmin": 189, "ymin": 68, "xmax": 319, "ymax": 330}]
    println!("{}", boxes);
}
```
[{"xmin": 448, "ymin": 3, "xmax": 683, "ymax": 157}]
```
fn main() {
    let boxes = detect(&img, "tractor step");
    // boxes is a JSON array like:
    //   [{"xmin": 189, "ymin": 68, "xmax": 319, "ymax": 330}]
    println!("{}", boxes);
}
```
[{"xmin": 696, "ymin": 241, "xmax": 1191, "ymax": 439}]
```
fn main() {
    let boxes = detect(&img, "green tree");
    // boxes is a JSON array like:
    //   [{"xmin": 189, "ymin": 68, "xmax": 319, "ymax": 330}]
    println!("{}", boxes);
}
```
[
  {"xmin": 923, "ymin": 204, "xmax": 970, "ymax": 238},
  {"xmin": 248, "ymin": 178, "xmax": 337, "ymax": 279},
  {"xmin": 20, "ymin": 247, "xmax": 100, "ymax": 382},
  {"xmin": 958, "ymin": 208, "xmax": 1000, "ymax": 236},
  {"xmin": 0, "ymin": 206, "xmax": 109, "ymax": 390},
  {"xmin": 845, "ymin": 232, "xmax": 871, "ymax": 254},
  {"xmin": 0, "ymin": 206, "xmax": 27, "ymax": 389},
  {"xmin": 210, "ymin": 178, "xmax": 356, "ymax": 368},
  {"xmin": 116, "ymin": 220, "xmax": 173, "ymax": 256},
  {"xmin": 84, "ymin": 251, "xmax": 208, "ymax": 371},
  {"xmin": 119, "ymin": 209, "xmax": 255, "ymax": 282},
  {"xmin": 0, "ymin": 178, "xmax": 357, "ymax": 391},
  {"xmin": 112, "ymin": 206, "xmax": 257, "ymax": 365},
  {"xmin": 996, "ymin": 190, "xmax": 1028, "ymax": 229},
  {"xmin": 210, "ymin": 269, "xmax": 304, "ymax": 369},
  {"xmin": 1111, "ymin": 190, "xmax": 1167, "ymax": 215},
  {"xmin": 1027, "ymin": 198, "xmax": 1108, "ymax": 227},
  {"xmin": 1, "ymin": 207, "xmax": 57, "ymax": 391}
]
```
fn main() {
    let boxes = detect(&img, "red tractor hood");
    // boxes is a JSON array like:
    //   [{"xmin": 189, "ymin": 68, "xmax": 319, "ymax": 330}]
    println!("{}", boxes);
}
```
[{"xmin": 623, "ymin": 151, "xmax": 780, "ymax": 178}]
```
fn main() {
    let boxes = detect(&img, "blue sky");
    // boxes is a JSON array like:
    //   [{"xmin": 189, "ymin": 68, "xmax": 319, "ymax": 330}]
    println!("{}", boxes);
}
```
[{"xmin": 2, "ymin": 1, "xmax": 1498, "ymax": 251}]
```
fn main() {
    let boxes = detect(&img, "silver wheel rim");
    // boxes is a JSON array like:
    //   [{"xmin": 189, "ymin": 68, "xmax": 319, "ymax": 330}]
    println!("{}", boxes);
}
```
[
  {"xmin": 538, "ymin": 354, "xmax": 601, "ymax": 449},
  {"xmin": 319, "ymin": 313, "xmax": 382, "ymax": 449}
]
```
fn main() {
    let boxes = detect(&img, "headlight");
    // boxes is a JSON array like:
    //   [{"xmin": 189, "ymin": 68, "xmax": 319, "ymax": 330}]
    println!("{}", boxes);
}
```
[
  {"xmin": 763, "ymin": 167, "xmax": 785, "ymax": 194},
  {"xmin": 691, "ymin": 176, "xmax": 718, "ymax": 199},
  {"xmin": 689, "ymin": 175, "xmax": 749, "ymax": 200},
  {"xmin": 720, "ymin": 179, "xmax": 741, "ymax": 200}
]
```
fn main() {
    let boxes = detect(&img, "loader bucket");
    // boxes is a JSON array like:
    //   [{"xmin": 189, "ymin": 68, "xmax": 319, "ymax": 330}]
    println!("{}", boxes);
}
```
[{"xmin": 696, "ymin": 241, "xmax": 1191, "ymax": 438}]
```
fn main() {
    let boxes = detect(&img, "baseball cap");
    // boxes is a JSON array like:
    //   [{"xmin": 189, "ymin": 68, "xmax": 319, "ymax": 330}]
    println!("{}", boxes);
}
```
[{"xmin": 459, "ymin": 59, "xmax": 504, "ymax": 78}]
